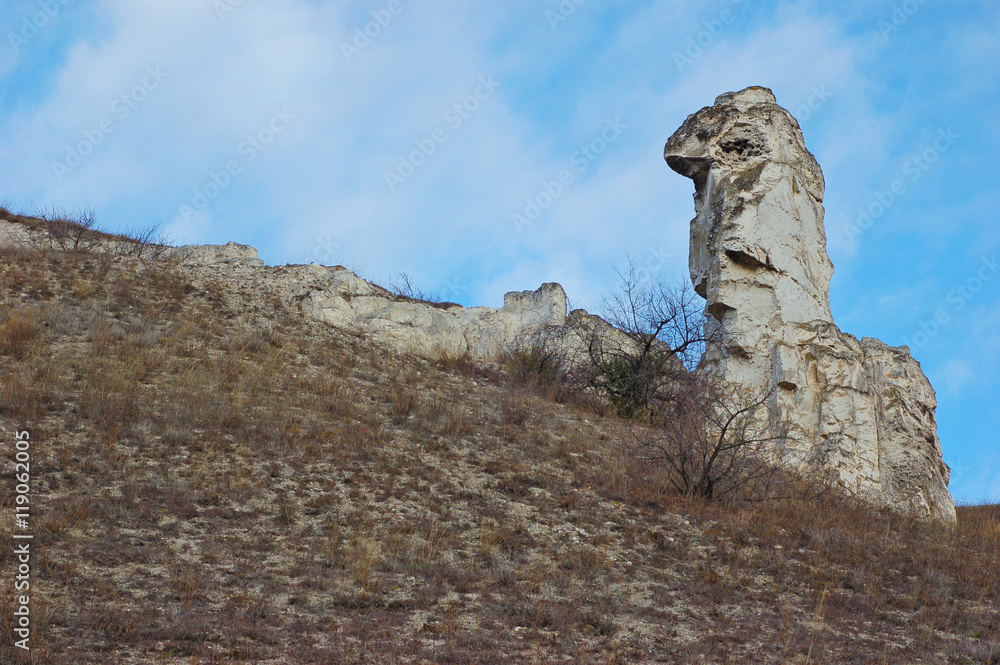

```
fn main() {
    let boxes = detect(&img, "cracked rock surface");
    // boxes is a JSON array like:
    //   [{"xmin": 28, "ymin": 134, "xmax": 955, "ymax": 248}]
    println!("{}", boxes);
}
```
[{"xmin": 666, "ymin": 86, "xmax": 955, "ymax": 522}]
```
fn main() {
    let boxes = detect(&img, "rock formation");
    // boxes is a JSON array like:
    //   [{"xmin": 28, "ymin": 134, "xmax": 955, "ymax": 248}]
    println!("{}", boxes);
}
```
[
  {"xmin": 171, "ymin": 241, "xmax": 265, "ymax": 266},
  {"xmin": 665, "ymin": 86, "xmax": 955, "ymax": 522},
  {"xmin": 300, "ymin": 264, "xmax": 575, "ymax": 361},
  {"xmin": 295, "ymin": 264, "xmax": 642, "ymax": 367},
  {"xmin": 0, "ymin": 208, "xmax": 615, "ymax": 369}
]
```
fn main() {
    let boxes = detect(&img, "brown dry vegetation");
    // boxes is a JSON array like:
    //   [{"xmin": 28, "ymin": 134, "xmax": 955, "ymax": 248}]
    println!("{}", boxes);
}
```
[{"xmin": 0, "ymin": 235, "xmax": 998, "ymax": 664}]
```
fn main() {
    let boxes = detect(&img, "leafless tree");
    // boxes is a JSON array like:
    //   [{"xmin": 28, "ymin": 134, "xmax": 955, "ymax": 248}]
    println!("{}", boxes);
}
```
[
  {"xmin": 639, "ymin": 376, "xmax": 788, "ymax": 500},
  {"xmin": 603, "ymin": 260, "xmax": 712, "ymax": 372},
  {"xmin": 571, "ymin": 260, "xmax": 718, "ymax": 418}
]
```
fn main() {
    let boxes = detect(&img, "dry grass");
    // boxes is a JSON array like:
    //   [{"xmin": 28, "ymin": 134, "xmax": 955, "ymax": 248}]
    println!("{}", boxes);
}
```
[
  {"xmin": 0, "ymin": 232, "xmax": 996, "ymax": 664},
  {"xmin": 0, "ymin": 309, "xmax": 42, "ymax": 358}
]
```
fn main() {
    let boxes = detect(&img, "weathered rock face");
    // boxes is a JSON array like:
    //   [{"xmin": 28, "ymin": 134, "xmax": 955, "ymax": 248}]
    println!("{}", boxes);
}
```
[
  {"xmin": 665, "ymin": 86, "xmax": 955, "ymax": 522},
  {"xmin": 300, "ymin": 264, "xmax": 574, "ymax": 361},
  {"xmin": 171, "ymin": 241, "xmax": 265, "ymax": 266},
  {"xmin": 0, "ymin": 218, "xmax": 31, "ymax": 247}
]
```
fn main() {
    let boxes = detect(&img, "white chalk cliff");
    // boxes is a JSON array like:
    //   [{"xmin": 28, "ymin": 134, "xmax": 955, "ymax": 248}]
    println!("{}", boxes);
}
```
[
  {"xmin": 665, "ymin": 86, "xmax": 955, "ymax": 522},
  {"xmin": 299, "ymin": 266, "xmax": 573, "ymax": 361}
]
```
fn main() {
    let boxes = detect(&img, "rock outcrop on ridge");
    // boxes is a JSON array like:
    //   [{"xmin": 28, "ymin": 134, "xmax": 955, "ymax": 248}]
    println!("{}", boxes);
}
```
[
  {"xmin": 299, "ymin": 265, "xmax": 574, "ymax": 361},
  {"xmin": 295, "ymin": 265, "xmax": 637, "ymax": 365},
  {"xmin": 665, "ymin": 86, "xmax": 956, "ymax": 522},
  {"xmin": 0, "ymin": 210, "xmax": 625, "ymax": 368},
  {"xmin": 171, "ymin": 241, "xmax": 265, "ymax": 267}
]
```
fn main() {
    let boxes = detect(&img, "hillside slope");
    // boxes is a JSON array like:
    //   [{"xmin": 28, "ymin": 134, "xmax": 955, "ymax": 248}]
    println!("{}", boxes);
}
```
[{"xmin": 0, "ymin": 226, "xmax": 998, "ymax": 664}]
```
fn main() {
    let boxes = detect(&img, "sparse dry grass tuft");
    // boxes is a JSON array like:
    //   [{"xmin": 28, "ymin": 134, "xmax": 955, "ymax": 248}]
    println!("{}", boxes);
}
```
[{"xmin": 0, "ymin": 308, "xmax": 41, "ymax": 358}]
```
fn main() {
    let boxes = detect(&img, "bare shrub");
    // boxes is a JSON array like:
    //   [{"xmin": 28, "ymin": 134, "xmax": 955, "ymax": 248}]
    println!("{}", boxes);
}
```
[
  {"xmin": 9, "ymin": 204, "xmax": 176, "ymax": 260},
  {"xmin": 389, "ymin": 272, "xmax": 443, "ymax": 304},
  {"xmin": 500, "ymin": 332, "xmax": 568, "ymax": 388},
  {"xmin": 573, "ymin": 262, "xmax": 716, "ymax": 418},
  {"xmin": 31, "ymin": 206, "xmax": 103, "ymax": 253},
  {"xmin": 492, "ymin": 265, "xmax": 718, "ymax": 421},
  {"xmin": 638, "ymin": 376, "xmax": 789, "ymax": 500},
  {"xmin": 603, "ymin": 262, "xmax": 712, "ymax": 372},
  {"xmin": 112, "ymin": 222, "xmax": 173, "ymax": 259}
]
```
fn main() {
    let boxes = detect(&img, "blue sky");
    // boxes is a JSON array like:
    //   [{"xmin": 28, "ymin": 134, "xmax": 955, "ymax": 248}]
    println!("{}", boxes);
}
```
[{"xmin": 2, "ymin": 0, "xmax": 998, "ymax": 503}]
